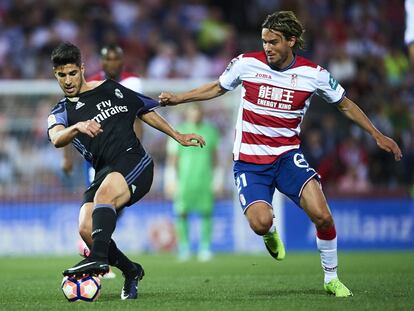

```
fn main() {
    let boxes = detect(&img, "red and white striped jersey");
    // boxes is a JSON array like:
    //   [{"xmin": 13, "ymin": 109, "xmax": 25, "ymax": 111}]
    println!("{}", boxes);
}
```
[
  {"xmin": 87, "ymin": 71, "xmax": 142, "ymax": 93},
  {"xmin": 219, "ymin": 51, "xmax": 345, "ymax": 164}
]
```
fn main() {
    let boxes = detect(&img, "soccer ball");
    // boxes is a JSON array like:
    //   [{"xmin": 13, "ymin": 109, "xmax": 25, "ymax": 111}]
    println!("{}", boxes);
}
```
[{"xmin": 61, "ymin": 275, "xmax": 101, "ymax": 302}]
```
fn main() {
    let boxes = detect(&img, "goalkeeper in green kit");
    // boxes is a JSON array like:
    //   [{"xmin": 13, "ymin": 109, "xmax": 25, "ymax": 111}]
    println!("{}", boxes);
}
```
[{"xmin": 164, "ymin": 104, "xmax": 221, "ymax": 262}]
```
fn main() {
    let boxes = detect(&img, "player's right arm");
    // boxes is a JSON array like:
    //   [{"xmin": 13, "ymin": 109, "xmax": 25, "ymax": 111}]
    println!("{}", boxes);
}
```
[
  {"xmin": 159, "ymin": 55, "xmax": 243, "ymax": 106},
  {"xmin": 159, "ymin": 80, "xmax": 226, "ymax": 106},
  {"xmin": 49, "ymin": 120, "xmax": 103, "ymax": 148}
]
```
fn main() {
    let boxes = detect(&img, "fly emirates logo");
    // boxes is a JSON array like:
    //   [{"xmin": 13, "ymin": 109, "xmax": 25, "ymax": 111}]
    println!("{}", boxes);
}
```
[
  {"xmin": 257, "ymin": 85, "xmax": 294, "ymax": 110},
  {"xmin": 92, "ymin": 99, "xmax": 128, "ymax": 123}
]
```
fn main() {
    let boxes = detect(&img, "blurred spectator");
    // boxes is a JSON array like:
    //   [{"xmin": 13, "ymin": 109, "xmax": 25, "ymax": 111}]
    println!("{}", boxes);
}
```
[
  {"xmin": 328, "ymin": 48, "xmax": 357, "ymax": 83},
  {"xmin": 147, "ymin": 42, "xmax": 178, "ymax": 78},
  {"xmin": 301, "ymin": 128, "xmax": 326, "ymax": 169},
  {"xmin": 175, "ymin": 37, "xmax": 211, "ymax": 78},
  {"xmin": 383, "ymin": 47, "xmax": 410, "ymax": 85},
  {"xmin": 337, "ymin": 135, "xmax": 370, "ymax": 189},
  {"xmin": 197, "ymin": 6, "xmax": 231, "ymax": 55}
]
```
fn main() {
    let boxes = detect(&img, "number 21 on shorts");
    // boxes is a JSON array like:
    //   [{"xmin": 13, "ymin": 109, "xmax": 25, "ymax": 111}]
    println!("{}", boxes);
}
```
[{"xmin": 236, "ymin": 173, "xmax": 247, "ymax": 193}]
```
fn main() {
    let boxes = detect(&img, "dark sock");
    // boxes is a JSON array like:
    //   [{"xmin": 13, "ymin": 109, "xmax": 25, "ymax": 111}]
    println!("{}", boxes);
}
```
[
  {"xmin": 90, "ymin": 204, "xmax": 117, "ymax": 261},
  {"xmin": 108, "ymin": 239, "xmax": 135, "ymax": 274}
]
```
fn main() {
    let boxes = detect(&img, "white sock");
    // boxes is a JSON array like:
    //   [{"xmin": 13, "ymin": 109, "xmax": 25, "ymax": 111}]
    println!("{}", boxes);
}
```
[
  {"xmin": 316, "ymin": 236, "xmax": 338, "ymax": 283},
  {"xmin": 267, "ymin": 215, "xmax": 277, "ymax": 234}
]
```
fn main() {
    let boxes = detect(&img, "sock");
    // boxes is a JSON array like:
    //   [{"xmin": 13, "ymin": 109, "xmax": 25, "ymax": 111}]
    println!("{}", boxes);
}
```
[
  {"xmin": 176, "ymin": 215, "xmax": 190, "ymax": 254},
  {"xmin": 108, "ymin": 239, "xmax": 135, "ymax": 275},
  {"xmin": 90, "ymin": 204, "xmax": 117, "ymax": 262},
  {"xmin": 199, "ymin": 215, "xmax": 212, "ymax": 252},
  {"xmin": 266, "ymin": 214, "xmax": 277, "ymax": 235},
  {"xmin": 316, "ymin": 226, "xmax": 338, "ymax": 284}
]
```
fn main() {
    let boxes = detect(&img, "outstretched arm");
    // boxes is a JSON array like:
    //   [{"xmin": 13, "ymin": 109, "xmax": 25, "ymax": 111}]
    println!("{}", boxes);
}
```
[
  {"xmin": 337, "ymin": 97, "xmax": 402, "ymax": 161},
  {"xmin": 139, "ymin": 111, "xmax": 206, "ymax": 147},
  {"xmin": 158, "ymin": 80, "xmax": 227, "ymax": 106}
]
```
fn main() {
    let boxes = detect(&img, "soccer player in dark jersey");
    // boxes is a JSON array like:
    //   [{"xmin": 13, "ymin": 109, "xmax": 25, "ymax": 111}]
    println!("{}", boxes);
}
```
[
  {"xmin": 62, "ymin": 44, "xmax": 143, "ymax": 186},
  {"xmin": 48, "ymin": 42, "xmax": 205, "ymax": 300},
  {"xmin": 61, "ymin": 44, "xmax": 145, "ymax": 279}
]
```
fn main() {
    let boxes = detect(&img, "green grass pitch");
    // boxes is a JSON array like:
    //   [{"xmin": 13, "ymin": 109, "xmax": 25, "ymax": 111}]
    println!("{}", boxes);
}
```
[{"xmin": 0, "ymin": 252, "xmax": 413, "ymax": 310}]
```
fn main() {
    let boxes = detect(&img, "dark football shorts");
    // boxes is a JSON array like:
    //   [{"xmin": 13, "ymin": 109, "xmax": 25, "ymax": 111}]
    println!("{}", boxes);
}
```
[
  {"xmin": 83, "ymin": 152, "xmax": 154, "ymax": 208},
  {"xmin": 233, "ymin": 148, "xmax": 320, "ymax": 212}
]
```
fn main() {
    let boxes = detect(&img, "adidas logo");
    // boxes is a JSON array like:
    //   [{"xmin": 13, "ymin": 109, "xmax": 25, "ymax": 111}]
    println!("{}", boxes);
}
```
[{"xmin": 75, "ymin": 101, "xmax": 85, "ymax": 110}]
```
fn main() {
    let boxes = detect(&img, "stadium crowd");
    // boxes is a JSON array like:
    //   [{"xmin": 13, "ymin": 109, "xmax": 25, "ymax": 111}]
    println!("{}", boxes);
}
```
[{"xmin": 0, "ymin": 0, "xmax": 413, "ymax": 199}]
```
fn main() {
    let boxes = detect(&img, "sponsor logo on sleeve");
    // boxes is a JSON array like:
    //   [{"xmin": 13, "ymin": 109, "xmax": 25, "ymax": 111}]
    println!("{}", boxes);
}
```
[
  {"xmin": 225, "ymin": 57, "xmax": 239, "ymax": 72},
  {"xmin": 47, "ymin": 114, "xmax": 57, "ymax": 127},
  {"xmin": 329, "ymin": 74, "xmax": 339, "ymax": 90}
]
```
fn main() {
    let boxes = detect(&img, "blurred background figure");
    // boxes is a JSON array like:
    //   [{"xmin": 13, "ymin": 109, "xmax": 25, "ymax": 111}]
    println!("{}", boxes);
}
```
[{"xmin": 164, "ymin": 104, "xmax": 221, "ymax": 262}]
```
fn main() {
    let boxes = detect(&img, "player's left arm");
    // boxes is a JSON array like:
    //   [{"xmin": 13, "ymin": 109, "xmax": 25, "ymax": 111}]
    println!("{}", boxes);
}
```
[
  {"xmin": 139, "ymin": 111, "xmax": 206, "ymax": 147},
  {"xmin": 337, "ymin": 97, "xmax": 402, "ymax": 161}
]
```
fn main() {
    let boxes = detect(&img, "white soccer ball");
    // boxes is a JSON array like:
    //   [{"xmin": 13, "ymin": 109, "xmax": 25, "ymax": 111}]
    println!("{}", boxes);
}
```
[{"xmin": 61, "ymin": 275, "xmax": 101, "ymax": 302}]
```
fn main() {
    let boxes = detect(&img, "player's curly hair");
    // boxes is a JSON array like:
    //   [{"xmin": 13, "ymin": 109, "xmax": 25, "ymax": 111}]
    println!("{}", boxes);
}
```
[
  {"xmin": 51, "ymin": 42, "xmax": 82, "ymax": 67},
  {"xmin": 262, "ymin": 11, "xmax": 305, "ymax": 50}
]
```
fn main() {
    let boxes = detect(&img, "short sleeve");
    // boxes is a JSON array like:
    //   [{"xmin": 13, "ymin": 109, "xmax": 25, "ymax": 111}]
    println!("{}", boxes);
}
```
[
  {"xmin": 315, "ymin": 67, "xmax": 346, "ymax": 105},
  {"xmin": 47, "ymin": 101, "xmax": 68, "ymax": 130},
  {"xmin": 219, "ymin": 55, "xmax": 243, "ymax": 91},
  {"xmin": 136, "ymin": 93, "xmax": 159, "ymax": 115}
]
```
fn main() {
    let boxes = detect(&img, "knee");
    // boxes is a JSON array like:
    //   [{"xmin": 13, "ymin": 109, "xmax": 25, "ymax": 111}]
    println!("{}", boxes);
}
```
[
  {"xmin": 249, "ymin": 214, "xmax": 273, "ymax": 236},
  {"xmin": 313, "ymin": 212, "xmax": 334, "ymax": 231},
  {"xmin": 94, "ymin": 184, "xmax": 114, "ymax": 205}
]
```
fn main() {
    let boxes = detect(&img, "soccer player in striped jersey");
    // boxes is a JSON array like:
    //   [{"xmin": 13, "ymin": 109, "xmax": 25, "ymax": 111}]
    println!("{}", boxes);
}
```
[
  {"xmin": 159, "ymin": 11, "xmax": 402, "ymax": 297},
  {"xmin": 48, "ymin": 42, "xmax": 205, "ymax": 300}
]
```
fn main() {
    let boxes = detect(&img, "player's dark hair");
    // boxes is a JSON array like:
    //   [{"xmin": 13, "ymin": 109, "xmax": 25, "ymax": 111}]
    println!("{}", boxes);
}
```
[
  {"xmin": 51, "ymin": 42, "xmax": 82, "ymax": 67},
  {"xmin": 100, "ymin": 44, "xmax": 123, "ymax": 58},
  {"xmin": 262, "ymin": 11, "xmax": 305, "ymax": 50}
]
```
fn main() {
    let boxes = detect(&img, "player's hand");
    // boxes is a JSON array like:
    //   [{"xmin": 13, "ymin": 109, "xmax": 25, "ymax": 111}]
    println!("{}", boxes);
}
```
[
  {"xmin": 176, "ymin": 133, "xmax": 206, "ymax": 148},
  {"xmin": 76, "ymin": 120, "xmax": 103, "ymax": 138},
  {"xmin": 375, "ymin": 134, "xmax": 402, "ymax": 161},
  {"xmin": 158, "ymin": 92, "xmax": 181, "ymax": 106}
]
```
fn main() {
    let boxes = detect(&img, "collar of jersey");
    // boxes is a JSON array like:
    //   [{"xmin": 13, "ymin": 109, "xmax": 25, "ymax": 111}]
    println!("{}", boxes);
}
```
[
  {"xmin": 268, "ymin": 54, "xmax": 296, "ymax": 72},
  {"xmin": 67, "ymin": 79, "xmax": 109, "ymax": 99}
]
